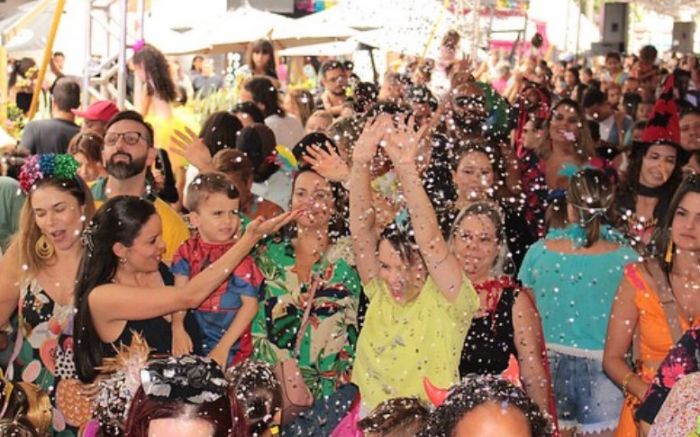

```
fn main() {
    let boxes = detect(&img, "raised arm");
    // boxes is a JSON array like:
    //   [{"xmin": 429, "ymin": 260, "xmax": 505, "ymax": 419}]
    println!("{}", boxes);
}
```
[
  {"xmin": 349, "ymin": 115, "xmax": 388, "ymax": 283},
  {"xmin": 88, "ymin": 211, "xmax": 298, "ymax": 326},
  {"xmin": 385, "ymin": 116, "xmax": 465, "ymax": 301}
]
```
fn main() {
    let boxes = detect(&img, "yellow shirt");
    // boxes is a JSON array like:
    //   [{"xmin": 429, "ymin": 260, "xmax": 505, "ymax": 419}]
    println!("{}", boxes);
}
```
[
  {"xmin": 91, "ymin": 177, "xmax": 190, "ymax": 264},
  {"xmin": 146, "ymin": 110, "xmax": 200, "ymax": 171},
  {"xmin": 351, "ymin": 275, "xmax": 478, "ymax": 410}
]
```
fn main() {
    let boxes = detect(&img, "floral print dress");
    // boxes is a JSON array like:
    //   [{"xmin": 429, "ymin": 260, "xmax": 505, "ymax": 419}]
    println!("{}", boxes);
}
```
[
  {"xmin": 637, "ymin": 326, "xmax": 700, "ymax": 432},
  {"xmin": 251, "ymin": 236, "xmax": 362, "ymax": 398},
  {"xmin": 9, "ymin": 280, "xmax": 93, "ymax": 436}
]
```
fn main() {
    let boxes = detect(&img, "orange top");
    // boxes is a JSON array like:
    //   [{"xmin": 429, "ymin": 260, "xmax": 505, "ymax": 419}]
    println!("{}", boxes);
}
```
[
  {"xmin": 615, "ymin": 264, "xmax": 692, "ymax": 437},
  {"xmin": 627, "ymin": 263, "xmax": 692, "ymax": 379}
]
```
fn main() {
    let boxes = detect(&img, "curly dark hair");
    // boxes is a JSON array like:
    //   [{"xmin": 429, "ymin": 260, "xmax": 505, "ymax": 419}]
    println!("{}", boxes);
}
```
[
  {"xmin": 243, "ymin": 75, "xmax": 284, "ymax": 118},
  {"xmin": 417, "ymin": 374, "xmax": 554, "ymax": 437},
  {"xmin": 132, "ymin": 44, "xmax": 177, "ymax": 102}
]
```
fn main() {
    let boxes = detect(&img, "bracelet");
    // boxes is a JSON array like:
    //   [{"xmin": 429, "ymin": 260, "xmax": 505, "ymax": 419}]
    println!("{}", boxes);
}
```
[{"xmin": 622, "ymin": 371, "xmax": 636, "ymax": 397}]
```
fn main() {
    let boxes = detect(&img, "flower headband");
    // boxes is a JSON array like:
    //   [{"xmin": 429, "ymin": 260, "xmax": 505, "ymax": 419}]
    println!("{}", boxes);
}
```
[
  {"xmin": 18, "ymin": 154, "xmax": 79, "ymax": 194},
  {"xmin": 140, "ymin": 356, "xmax": 228, "ymax": 404}
]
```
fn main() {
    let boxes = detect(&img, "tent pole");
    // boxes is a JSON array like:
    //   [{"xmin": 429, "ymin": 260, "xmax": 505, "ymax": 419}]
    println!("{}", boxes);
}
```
[
  {"xmin": 83, "ymin": 0, "xmax": 93, "ymax": 107},
  {"xmin": 117, "ymin": 0, "xmax": 128, "ymax": 108},
  {"xmin": 369, "ymin": 48, "xmax": 378, "ymax": 85},
  {"xmin": 28, "ymin": 0, "xmax": 67, "ymax": 120}
]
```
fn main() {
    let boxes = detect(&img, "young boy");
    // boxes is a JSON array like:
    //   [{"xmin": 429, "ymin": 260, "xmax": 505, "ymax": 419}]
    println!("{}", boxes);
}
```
[{"xmin": 171, "ymin": 172, "xmax": 263, "ymax": 367}]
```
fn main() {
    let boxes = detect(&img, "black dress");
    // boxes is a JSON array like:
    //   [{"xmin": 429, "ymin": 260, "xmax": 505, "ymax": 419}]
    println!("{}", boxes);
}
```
[
  {"xmin": 101, "ymin": 263, "xmax": 202, "ymax": 358},
  {"xmin": 460, "ymin": 286, "xmax": 518, "ymax": 377}
]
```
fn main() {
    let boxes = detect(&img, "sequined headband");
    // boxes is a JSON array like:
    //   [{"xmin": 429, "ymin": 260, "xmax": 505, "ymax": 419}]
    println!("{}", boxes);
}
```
[{"xmin": 18, "ymin": 154, "xmax": 79, "ymax": 194}]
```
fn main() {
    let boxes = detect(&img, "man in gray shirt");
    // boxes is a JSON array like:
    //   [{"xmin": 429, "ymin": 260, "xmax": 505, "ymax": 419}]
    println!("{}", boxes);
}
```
[{"xmin": 20, "ymin": 77, "xmax": 81, "ymax": 154}]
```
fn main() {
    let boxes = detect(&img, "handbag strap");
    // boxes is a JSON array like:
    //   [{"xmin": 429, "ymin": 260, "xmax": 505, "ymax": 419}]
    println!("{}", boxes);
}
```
[
  {"xmin": 645, "ymin": 261, "xmax": 684, "ymax": 343},
  {"xmin": 294, "ymin": 278, "xmax": 320, "ymax": 356}
]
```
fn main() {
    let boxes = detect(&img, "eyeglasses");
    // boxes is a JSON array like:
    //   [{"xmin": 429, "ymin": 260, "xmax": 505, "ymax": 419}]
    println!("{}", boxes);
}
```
[{"xmin": 104, "ymin": 131, "xmax": 147, "ymax": 146}]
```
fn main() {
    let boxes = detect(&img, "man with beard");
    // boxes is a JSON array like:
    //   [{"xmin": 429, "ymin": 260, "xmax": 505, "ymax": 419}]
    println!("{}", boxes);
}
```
[
  {"xmin": 426, "ymin": 81, "xmax": 491, "ymax": 222},
  {"xmin": 316, "ymin": 60, "xmax": 350, "ymax": 118},
  {"xmin": 90, "ymin": 110, "xmax": 189, "ymax": 263}
]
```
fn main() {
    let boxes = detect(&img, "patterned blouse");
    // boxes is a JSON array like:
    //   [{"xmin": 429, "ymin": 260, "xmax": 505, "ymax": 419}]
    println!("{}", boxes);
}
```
[
  {"xmin": 251, "ymin": 236, "xmax": 362, "ymax": 398},
  {"xmin": 637, "ymin": 326, "xmax": 700, "ymax": 427}
]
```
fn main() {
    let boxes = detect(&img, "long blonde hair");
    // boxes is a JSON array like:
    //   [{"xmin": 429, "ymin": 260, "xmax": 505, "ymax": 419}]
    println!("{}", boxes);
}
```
[{"xmin": 17, "ymin": 176, "xmax": 95, "ymax": 278}]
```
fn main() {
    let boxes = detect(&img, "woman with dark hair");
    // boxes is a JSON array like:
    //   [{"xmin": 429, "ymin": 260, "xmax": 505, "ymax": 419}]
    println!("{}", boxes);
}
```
[
  {"xmin": 9, "ymin": 57, "xmax": 37, "ymax": 114},
  {"xmin": 604, "ymin": 174, "xmax": 700, "ymax": 437},
  {"xmin": 241, "ymin": 76, "xmax": 305, "ymax": 151},
  {"xmin": 233, "ymin": 101, "xmax": 266, "ymax": 127},
  {"xmin": 446, "ymin": 139, "xmax": 535, "ymax": 270},
  {"xmin": 177, "ymin": 111, "xmax": 244, "ymax": 204},
  {"xmin": 233, "ymin": 123, "xmax": 291, "ymax": 209},
  {"xmin": 170, "ymin": 121, "xmax": 291, "ymax": 212},
  {"xmin": 132, "ymin": 43, "xmax": 200, "ymax": 209},
  {"xmin": 519, "ymin": 168, "xmax": 638, "ymax": 437},
  {"xmin": 73, "ymin": 195, "xmax": 295, "ymax": 383},
  {"xmin": 521, "ymin": 98, "xmax": 605, "ymax": 237},
  {"xmin": 615, "ymin": 139, "xmax": 686, "ymax": 252},
  {"xmin": 242, "ymin": 39, "xmax": 278, "ymax": 80},
  {"xmin": 251, "ymin": 167, "xmax": 361, "ymax": 399},
  {"xmin": 449, "ymin": 201, "xmax": 552, "ymax": 416},
  {"xmin": 0, "ymin": 154, "xmax": 95, "ymax": 436},
  {"xmin": 123, "ymin": 356, "xmax": 236, "ymax": 437},
  {"xmin": 418, "ymin": 374, "xmax": 554, "ymax": 437}
]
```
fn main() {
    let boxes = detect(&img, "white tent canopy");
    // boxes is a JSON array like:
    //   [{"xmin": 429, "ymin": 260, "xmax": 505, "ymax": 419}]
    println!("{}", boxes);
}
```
[
  {"xmin": 355, "ymin": 0, "xmax": 466, "ymax": 58},
  {"xmin": 278, "ymin": 39, "xmax": 358, "ymax": 57},
  {"xmin": 188, "ymin": 4, "xmax": 295, "ymax": 53},
  {"xmin": 142, "ymin": 18, "xmax": 212, "ymax": 55}
]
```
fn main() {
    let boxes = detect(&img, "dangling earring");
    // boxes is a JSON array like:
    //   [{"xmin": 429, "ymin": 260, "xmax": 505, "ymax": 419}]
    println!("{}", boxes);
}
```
[
  {"xmin": 664, "ymin": 239, "xmax": 674, "ymax": 264},
  {"xmin": 35, "ymin": 234, "xmax": 55, "ymax": 260},
  {"xmin": 119, "ymin": 257, "xmax": 127, "ymax": 264}
]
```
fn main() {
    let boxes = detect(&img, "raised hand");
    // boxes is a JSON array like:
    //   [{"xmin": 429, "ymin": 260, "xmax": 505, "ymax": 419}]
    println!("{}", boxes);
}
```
[
  {"xmin": 384, "ymin": 115, "xmax": 429, "ymax": 170},
  {"xmin": 171, "ymin": 126, "xmax": 213, "ymax": 172},
  {"xmin": 243, "ymin": 210, "xmax": 302, "ymax": 241},
  {"xmin": 303, "ymin": 142, "xmax": 350, "ymax": 182},
  {"xmin": 353, "ymin": 114, "xmax": 392, "ymax": 165}
]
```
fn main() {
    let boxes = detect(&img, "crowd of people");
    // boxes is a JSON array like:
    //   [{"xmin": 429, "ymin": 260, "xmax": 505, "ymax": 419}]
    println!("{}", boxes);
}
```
[{"xmin": 0, "ymin": 28, "xmax": 699, "ymax": 437}]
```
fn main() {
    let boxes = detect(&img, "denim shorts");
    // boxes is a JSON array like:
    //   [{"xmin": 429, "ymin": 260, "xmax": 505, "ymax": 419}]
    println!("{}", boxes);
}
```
[{"xmin": 547, "ymin": 349, "xmax": 623, "ymax": 433}]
